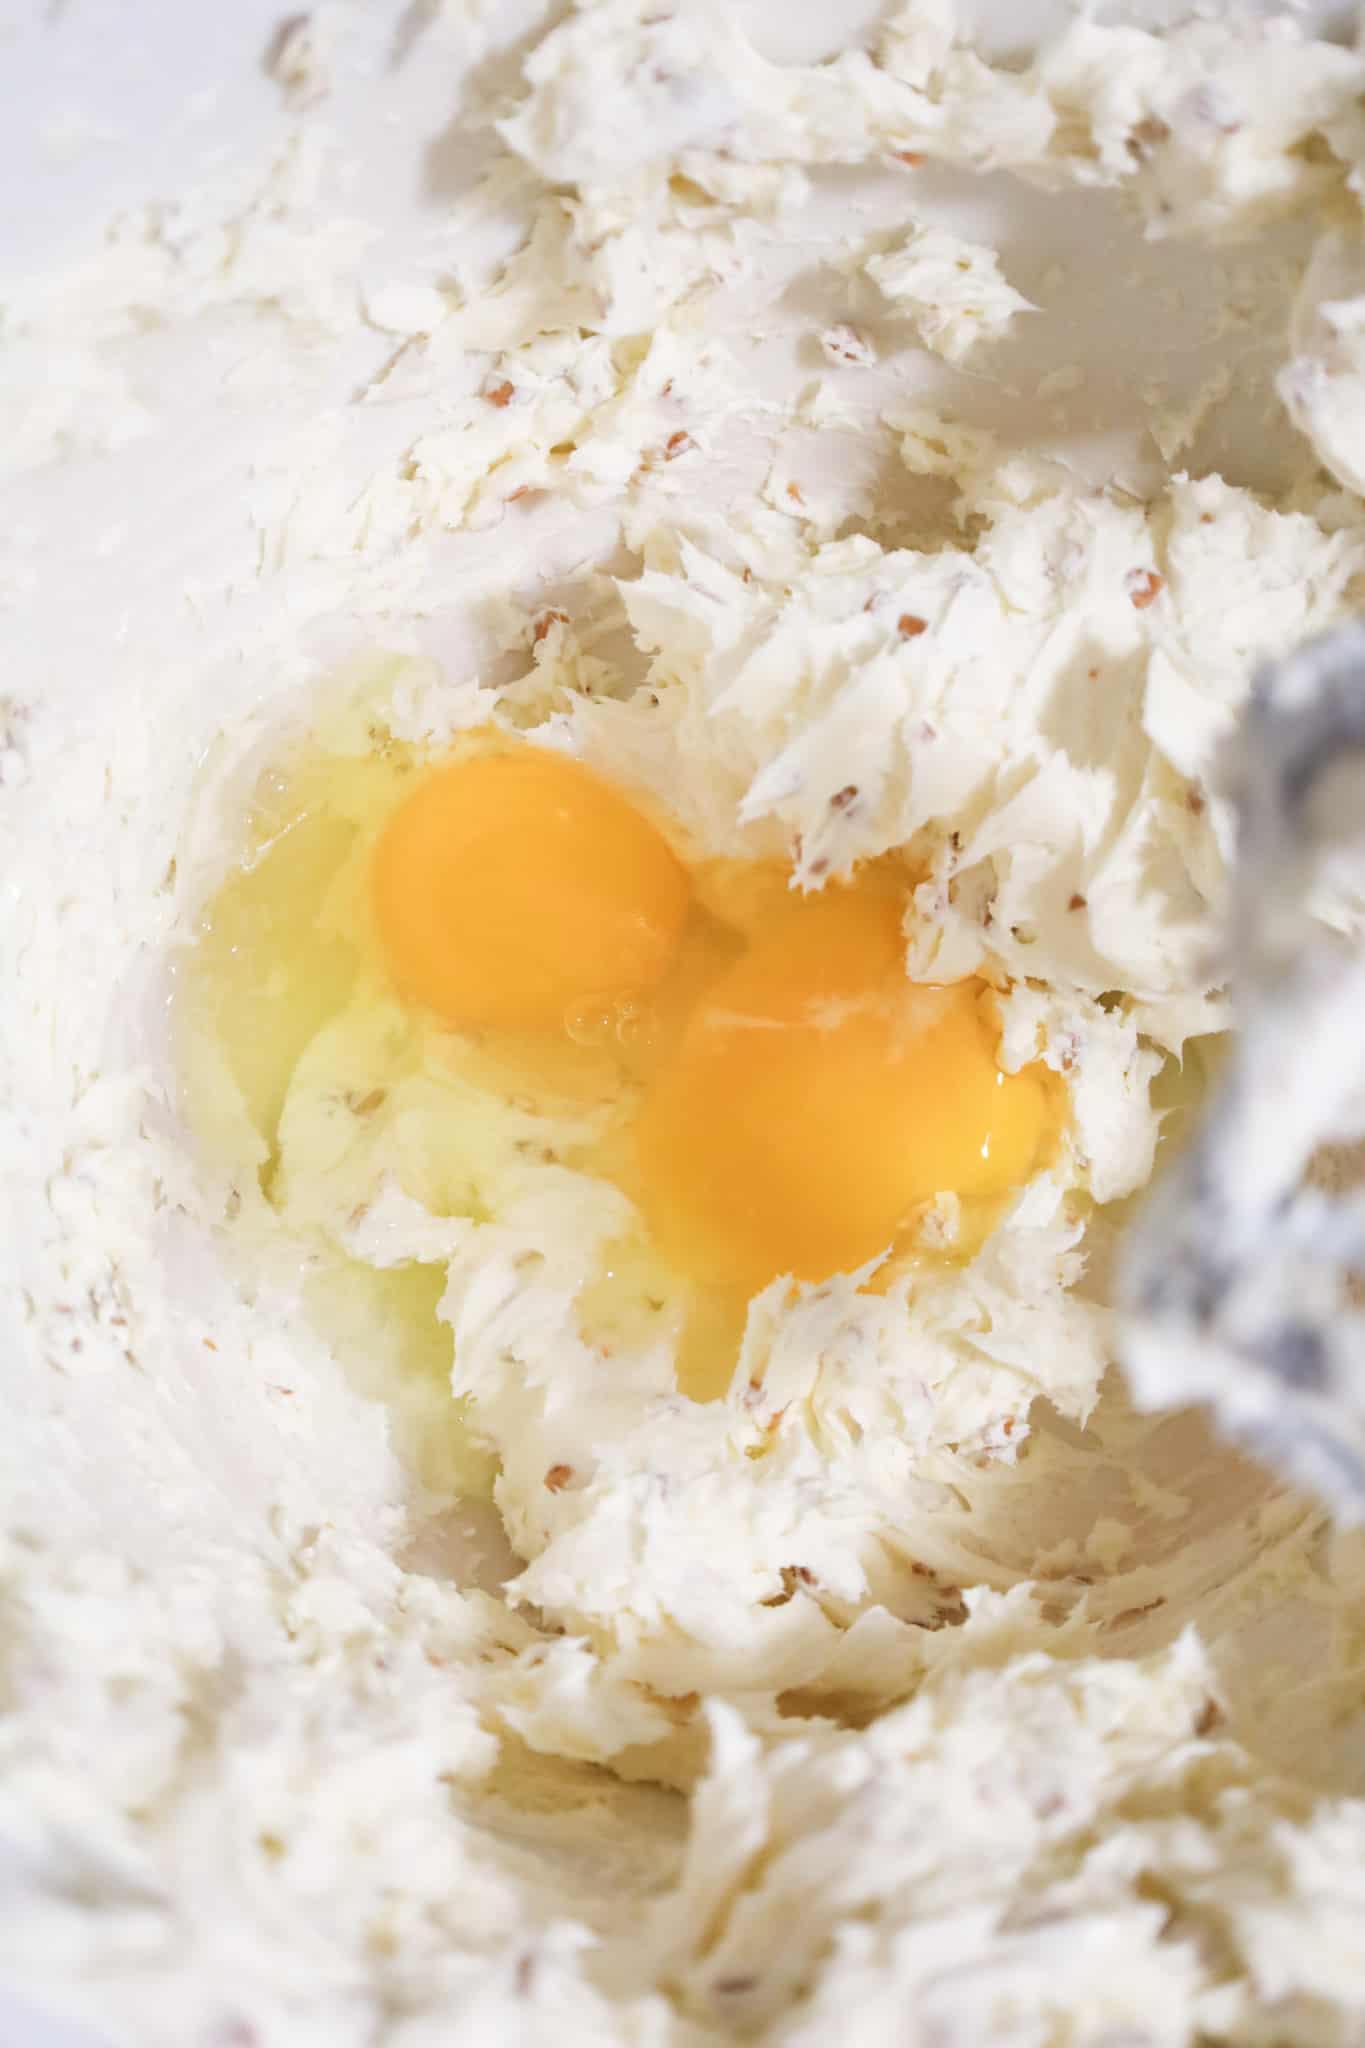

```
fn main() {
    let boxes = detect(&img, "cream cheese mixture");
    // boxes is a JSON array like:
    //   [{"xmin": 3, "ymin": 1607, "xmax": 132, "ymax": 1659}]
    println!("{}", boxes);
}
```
[{"xmin": 9, "ymin": 2, "xmax": 1365, "ymax": 2044}]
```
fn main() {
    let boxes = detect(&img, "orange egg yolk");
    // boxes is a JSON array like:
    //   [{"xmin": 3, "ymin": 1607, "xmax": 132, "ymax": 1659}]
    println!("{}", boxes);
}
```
[
  {"xmin": 372, "ymin": 746, "xmax": 691, "ymax": 1035},
  {"xmin": 371, "ymin": 741, "xmax": 1057, "ymax": 1312},
  {"xmin": 632, "ymin": 886, "xmax": 1053, "ymax": 1292}
]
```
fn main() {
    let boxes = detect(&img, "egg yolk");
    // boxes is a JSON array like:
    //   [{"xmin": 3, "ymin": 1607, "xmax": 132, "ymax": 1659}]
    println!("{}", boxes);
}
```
[
  {"xmin": 372, "ymin": 747, "xmax": 691, "ymax": 1034},
  {"xmin": 633, "ymin": 885, "xmax": 1054, "ymax": 1292}
]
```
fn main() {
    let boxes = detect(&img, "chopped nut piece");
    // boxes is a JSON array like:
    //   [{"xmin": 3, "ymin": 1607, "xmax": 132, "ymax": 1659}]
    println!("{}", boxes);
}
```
[
  {"xmin": 821, "ymin": 323, "xmax": 875, "ymax": 367},
  {"xmin": 1195, "ymin": 1697, "xmax": 1226, "ymax": 1736},
  {"xmin": 761, "ymin": 1563, "xmax": 816, "ymax": 1607},
  {"xmin": 1127, "ymin": 114, "xmax": 1172, "ymax": 158}
]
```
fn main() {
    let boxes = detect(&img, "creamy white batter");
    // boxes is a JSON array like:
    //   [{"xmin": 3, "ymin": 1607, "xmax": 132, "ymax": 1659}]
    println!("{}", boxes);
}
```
[{"xmin": 8, "ymin": 3, "xmax": 1365, "ymax": 2044}]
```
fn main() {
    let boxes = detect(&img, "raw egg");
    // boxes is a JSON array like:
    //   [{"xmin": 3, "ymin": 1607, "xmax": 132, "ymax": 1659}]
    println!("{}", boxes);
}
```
[
  {"xmin": 372, "ymin": 745, "xmax": 691, "ymax": 1035},
  {"xmin": 189, "ymin": 717, "xmax": 1062, "ymax": 1414}
]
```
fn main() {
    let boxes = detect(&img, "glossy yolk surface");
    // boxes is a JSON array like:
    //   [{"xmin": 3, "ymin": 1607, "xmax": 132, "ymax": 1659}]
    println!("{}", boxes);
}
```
[
  {"xmin": 372, "ymin": 747, "xmax": 691, "ymax": 1034},
  {"xmin": 632, "ymin": 885, "xmax": 1054, "ymax": 1292}
]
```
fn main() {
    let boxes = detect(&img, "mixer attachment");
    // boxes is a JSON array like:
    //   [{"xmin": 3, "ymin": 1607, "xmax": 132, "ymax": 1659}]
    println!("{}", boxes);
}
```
[{"xmin": 1121, "ymin": 622, "xmax": 1365, "ymax": 1513}]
